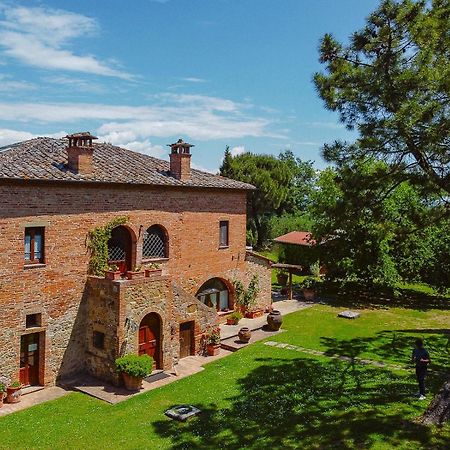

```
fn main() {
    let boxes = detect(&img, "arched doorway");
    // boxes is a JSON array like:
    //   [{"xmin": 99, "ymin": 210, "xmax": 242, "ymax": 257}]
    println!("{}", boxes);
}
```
[
  {"xmin": 108, "ymin": 225, "xmax": 132, "ymax": 273},
  {"xmin": 138, "ymin": 313, "xmax": 162, "ymax": 369},
  {"xmin": 196, "ymin": 278, "xmax": 232, "ymax": 312}
]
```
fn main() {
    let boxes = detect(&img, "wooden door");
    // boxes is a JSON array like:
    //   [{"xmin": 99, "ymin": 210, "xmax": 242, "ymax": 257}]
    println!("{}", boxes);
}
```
[
  {"xmin": 179, "ymin": 322, "xmax": 194, "ymax": 359},
  {"xmin": 138, "ymin": 325, "xmax": 159, "ymax": 369},
  {"xmin": 19, "ymin": 333, "xmax": 40, "ymax": 386}
]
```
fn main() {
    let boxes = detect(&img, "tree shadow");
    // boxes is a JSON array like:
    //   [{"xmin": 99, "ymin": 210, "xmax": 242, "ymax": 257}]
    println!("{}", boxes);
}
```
[
  {"xmin": 317, "ymin": 281, "xmax": 449, "ymax": 311},
  {"xmin": 152, "ymin": 355, "xmax": 449, "ymax": 449}
]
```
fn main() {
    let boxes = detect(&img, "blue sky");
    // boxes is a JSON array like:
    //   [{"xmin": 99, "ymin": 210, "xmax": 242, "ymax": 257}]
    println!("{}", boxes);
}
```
[{"xmin": 0, "ymin": 0, "xmax": 379, "ymax": 172}]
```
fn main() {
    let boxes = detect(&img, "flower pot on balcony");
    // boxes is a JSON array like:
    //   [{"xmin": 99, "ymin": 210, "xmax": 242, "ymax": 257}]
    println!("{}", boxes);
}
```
[
  {"xmin": 6, "ymin": 385, "xmax": 22, "ymax": 404},
  {"xmin": 122, "ymin": 372, "xmax": 143, "ymax": 392},
  {"xmin": 105, "ymin": 270, "xmax": 121, "ymax": 281},
  {"xmin": 125, "ymin": 270, "xmax": 145, "ymax": 280},
  {"xmin": 144, "ymin": 268, "xmax": 163, "ymax": 279},
  {"xmin": 206, "ymin": 344, "xmax": 220, "ymax": 356}
]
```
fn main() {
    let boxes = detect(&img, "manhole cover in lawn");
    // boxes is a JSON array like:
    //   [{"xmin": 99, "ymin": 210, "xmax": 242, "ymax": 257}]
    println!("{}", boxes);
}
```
[
  {"xmin": 165, "ymin": 405, "xmax": 201, "ymax": 421},
  {"xmin": 338, "ymin": 310, "xmax": 361, "ymax": 319}
]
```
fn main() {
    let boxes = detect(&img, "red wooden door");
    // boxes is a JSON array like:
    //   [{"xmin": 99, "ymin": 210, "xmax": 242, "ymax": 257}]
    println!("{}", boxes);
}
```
[
  {"xmin": 138, "ymin": 325, "xmax": 158, "ymax": 368},
  {"xmin": 19, "ymin": 333, "xmax": 40, "ymax": 386}
]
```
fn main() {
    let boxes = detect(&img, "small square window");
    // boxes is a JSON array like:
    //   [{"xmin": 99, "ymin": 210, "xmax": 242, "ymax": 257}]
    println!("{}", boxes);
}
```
[
  {"xmin": 219, "ymin": 221, "xmax": 229, "ymax": 247},
  {"xmin": 93, "ymin": 331, "xmax": 105, "ymax": 349},
  {"xmin": 24, "ymin": 227, "xmax": 45, "ymax": 264},
  {"xmin": 26, "ymin": 313, "xmax": 41, "ymax": 328}
]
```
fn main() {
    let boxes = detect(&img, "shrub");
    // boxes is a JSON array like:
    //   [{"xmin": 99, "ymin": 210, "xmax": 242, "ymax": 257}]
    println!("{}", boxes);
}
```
[
  {"xmin": 230, "ymin": 311, "xmax": 243, "ymax": 321},
  {"xmin": 310, "ymin": 261, "xmax": 321, "ymax": 278},
  {"xmin": 0, "ymin": 383, "xmax": 5, "ymax": 393},
  {"xmin": 300, "ymin": 277, "xmax": 318, "ymax": 290},
  {"xmin": 115, "ymin": 354, "xmax": 153, "ymax": 378}
]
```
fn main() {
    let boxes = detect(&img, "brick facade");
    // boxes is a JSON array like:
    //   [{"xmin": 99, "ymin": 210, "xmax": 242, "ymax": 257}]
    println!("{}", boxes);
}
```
[{"xmin": 0, "ymin": 180, "xmax": 272, "ymax": 386}]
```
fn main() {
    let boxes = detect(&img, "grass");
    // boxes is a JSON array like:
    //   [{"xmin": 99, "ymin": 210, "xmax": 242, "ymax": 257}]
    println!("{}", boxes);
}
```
[{"xmin": 0, "ymin": 305, "xmax": 449, "ymax": 449}]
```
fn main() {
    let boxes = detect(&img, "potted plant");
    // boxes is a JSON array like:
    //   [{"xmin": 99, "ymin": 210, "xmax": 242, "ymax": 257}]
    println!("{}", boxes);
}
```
[
  {"xmin": 145, "ymin": 263, "xmax": 162, "ymax": 279},
  {"xmin": 300, "ymin": 277, "xmax": 317, "ymax": 300},
  {"xmin": 6, "ymin": 381, "xmax": 22, "ymax": 403},
  {"xmin": 205, "ymin": 327, "xmax": 221, "ymax": 356},
  {"xmin": 226, "ymin": 311, "xmax": 242, "ymax": 325},
  {"xmin": 115, "ymin": 354, "xmax": 153, "ymax": 391},
  {"xmin": 105, "ymin": 264, "xmax": 121, "ymax": 280},
  {"xmin": 276, "ymin": 270, "xmax": 288, "ymax": 286},
  {"xmin": 125, "ymin": 266, "xmax": 145, "ymax": 280},
  {"xmin": 0, "ymin": 383, "xmax": 6, "ymax": 408}
]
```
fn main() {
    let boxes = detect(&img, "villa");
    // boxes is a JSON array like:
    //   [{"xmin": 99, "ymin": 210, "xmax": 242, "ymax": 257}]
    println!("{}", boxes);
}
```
[{"xmin": 0, "ymin": 133, "xmax": 271, "ymax": 387}]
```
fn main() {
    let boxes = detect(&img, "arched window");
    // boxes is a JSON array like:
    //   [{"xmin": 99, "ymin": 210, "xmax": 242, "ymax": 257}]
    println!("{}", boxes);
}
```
[
  {"xmin": 108, "ymin": 225, "xmax": 132, "ymax": 273},
  {"xmin": 196, "ymin": 278, "xmax": 230, "ymax": 312},
  {"xmin": 143, "ymin": 225, "xmax": 167, "ymax": 259}
]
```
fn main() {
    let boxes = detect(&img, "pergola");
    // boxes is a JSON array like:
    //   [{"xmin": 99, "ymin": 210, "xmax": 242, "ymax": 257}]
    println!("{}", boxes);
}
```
[{"xmin": 271, "ymin": 262, "xmax": 303, "ymax": 300}]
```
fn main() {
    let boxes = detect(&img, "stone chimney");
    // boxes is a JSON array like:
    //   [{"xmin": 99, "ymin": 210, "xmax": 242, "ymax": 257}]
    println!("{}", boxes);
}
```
[
  {"xmin": 168, "ymin": 138, "xmax": 194, "ymax": 181},
  {"xmin": 66, "ymin": 132, "xmax": 97, "ymax": 174}
]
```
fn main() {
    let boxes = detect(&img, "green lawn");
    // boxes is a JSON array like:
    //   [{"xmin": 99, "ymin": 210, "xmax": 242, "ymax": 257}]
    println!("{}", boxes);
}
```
[{"xmin": 1, "ymin": 305, "xmax": 449, "ymax": 449}]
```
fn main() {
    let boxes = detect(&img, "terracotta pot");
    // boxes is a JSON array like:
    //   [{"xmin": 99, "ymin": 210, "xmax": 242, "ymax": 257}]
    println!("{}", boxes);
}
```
[
  {"xmin": 122, "ymin": 372, "xmax": 143, "ymax": 391},
  {"xmin": 145, "ymin": 268, "xmax": 163, "ymax": 279},
  {"xmin": 267, "ymin": 310, "xmax": 283, "ymax": 331},
  {"xmin": 226, "ymin": 318, "xmax": 236, "ymax": 325},
  {"xmin": 277, "ymin": 273, "xmax": 288, "ymax": 286},
  {"xmin": 105, "ymin": 270, "xmax": 121, "ymax": 281},
  {"xmin": 238, "ymin": 327, "xmax": 251, "ymax": 343},
  {"xmin": 6, "ymin": 386, "xmax": 22, "ymax": 403},
  {"xmin": 303, "ymin": 289, "xmax": 315, "ymax": 300},
  {"xmin": 206, "ymin": 344, "xmax": 220, "ymax": 356},
  {"xmin": 245, "ymin": 309, "xmax": 263, "ymax": 319}
]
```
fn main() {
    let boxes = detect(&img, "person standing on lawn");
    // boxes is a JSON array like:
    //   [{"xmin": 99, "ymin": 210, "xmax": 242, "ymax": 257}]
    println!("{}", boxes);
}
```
[{"xmin": 411, "ymin": 338, "xmax": 430, "ymax": 400}]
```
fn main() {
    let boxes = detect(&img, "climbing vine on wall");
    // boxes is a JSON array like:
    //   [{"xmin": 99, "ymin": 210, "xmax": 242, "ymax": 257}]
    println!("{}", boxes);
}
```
[{"xmin": 87, "ymin": 216, "xmax": 129, "ymax": 276}]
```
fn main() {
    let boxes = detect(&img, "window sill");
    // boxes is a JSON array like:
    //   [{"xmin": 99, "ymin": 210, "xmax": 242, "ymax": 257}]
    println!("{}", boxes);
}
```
[
  {"xmin": 24, "ymin": 263, "xmax": 46, "ymax": 270},
  {"xmin": 217, "ymin": 309, "xmax": 235, "ymax": 316},
  {"xmin": 218, "ymin": 245, "xmax": 229, "ymax": 250},
  {"xmin": 142, "ymin": 257, "xmax": 169, "ymax": 264}
]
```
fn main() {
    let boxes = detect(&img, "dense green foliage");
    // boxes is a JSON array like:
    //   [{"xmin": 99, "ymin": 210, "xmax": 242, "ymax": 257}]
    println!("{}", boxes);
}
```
[
  {"xmin": 314, "ymin": 0, "xmax": 450, "ymax": 197},
  {"xmin": 115, "ymin": 354, "xmax": 153, "ymax": 378},
  {"xmin": 1, "ymin": 305, "xmax": 449, "ymax": 449},
  {"xmin": 220, "ymin": 149, "xmax": 316, "ymax": 248},
  {"xmin": 309, "ymin": 159, "xmax": 450, "ymax": 288},
  {"xmin": 87, "ymin": 216, "xmax": 128, "ymax": 276}
]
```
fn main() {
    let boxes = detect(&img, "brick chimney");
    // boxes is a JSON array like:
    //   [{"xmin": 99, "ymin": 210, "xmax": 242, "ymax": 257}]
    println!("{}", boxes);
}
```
[
  {"xmin": 168, "ymin": 138, "xmax": 194, "ymax": 181},
  {"xmin": 66, "ymin": 132, "xmax": 97, "ymax": 174}
]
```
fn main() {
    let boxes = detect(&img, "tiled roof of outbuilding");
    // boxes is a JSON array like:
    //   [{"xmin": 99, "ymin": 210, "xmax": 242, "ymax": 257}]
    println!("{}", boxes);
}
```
[{"xmin": 0, "ymin": 137, "xmax": 255, "ymax": 190}]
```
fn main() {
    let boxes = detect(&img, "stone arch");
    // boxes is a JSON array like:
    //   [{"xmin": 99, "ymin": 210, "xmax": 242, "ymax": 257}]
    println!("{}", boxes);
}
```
[
  {"xmin": 195, "ymin": 277, "xmax": 235, "ymax": 312},
  {"xmin": 107, "ymin": 224, "xmax": 137, "ymax": 273},
  {"xmin": 142, "ymin": 224, "xmax": 169, "ymax": 259}
]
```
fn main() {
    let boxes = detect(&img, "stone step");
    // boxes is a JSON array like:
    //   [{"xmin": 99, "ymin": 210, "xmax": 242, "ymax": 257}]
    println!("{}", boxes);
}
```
[{"xmin": 21, "ymin": 385, "xmax": 45, "ymax": 396}]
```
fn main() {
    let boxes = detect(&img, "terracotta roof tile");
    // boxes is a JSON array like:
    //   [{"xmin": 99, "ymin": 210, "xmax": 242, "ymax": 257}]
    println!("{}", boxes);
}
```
[
  {"xmin": 0, "ymin": 137, "xmax": 255, "ymax": 190},
  {"xmin": 273, "ymin": 231, "xmax": 315, "ymax": 246}
]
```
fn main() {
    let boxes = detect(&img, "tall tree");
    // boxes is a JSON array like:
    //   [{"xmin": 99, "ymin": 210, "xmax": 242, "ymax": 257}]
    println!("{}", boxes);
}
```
[
  {"xmin": 219, "ymin": 149, "xmax": 315, "ymax": 248},
  {"xmin": 314, "ymin": 0, "xmax": 450, "ymax": 198}
]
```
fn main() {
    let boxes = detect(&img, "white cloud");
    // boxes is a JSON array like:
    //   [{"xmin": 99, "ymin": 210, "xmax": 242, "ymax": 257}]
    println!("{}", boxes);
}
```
[
  {"xmin": 178, "ymin": 77, "xmax": 208, "ymax": 83},
  {"xmin": 0, "ymin": 73, "xmax": 35, "ymax": 91},
  {"xmin": 42, "ymin": 75, "xmax": 106, "ymax": 94},
  {"xmin": 0, "ymin": 93, "xmax": 283, "ymax": 141},
  {"xmin": 0, "ymin": 5, "xmax": 131, "ymax": 79},
  {"xmin": 231, "ymin": 145, "xmax": 245, "ymax": 156}
]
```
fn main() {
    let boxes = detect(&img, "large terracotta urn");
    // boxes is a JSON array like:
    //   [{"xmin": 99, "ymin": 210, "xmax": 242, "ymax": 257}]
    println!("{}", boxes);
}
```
[
  {"xmin": 267, "ymin": 310, "xmax": 283, "ymax": 331},
  {"xmin": 122, "ymin": 373, "xmax": 143, "ymax": 391},
  {"xmin": 238, "ymin": 327, "xmax": 251, "ymax": 343}
]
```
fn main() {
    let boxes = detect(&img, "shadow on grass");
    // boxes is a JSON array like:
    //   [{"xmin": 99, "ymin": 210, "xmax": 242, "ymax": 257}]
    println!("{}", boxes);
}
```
[
  {"xmin": 153, "ymin": 355, "xmax": 449, "ymax": 449},
  {"xmin": 317, "ymin": 281, "xmax": 449, "ymax": 311}
]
